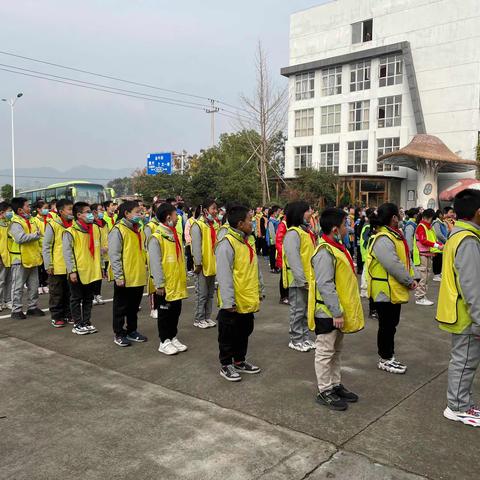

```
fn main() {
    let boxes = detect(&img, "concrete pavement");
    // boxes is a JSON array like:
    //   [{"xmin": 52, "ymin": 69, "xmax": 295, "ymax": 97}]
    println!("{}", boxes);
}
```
[{"xmin": 0, "ymin": 261, "xmax": 478, "ymax": 479}]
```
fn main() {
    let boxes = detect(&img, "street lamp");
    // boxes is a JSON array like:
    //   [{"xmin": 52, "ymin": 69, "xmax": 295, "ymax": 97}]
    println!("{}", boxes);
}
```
[{"xmin": 2, "ymin": 92, "xmax": 23, "ymax": 194}]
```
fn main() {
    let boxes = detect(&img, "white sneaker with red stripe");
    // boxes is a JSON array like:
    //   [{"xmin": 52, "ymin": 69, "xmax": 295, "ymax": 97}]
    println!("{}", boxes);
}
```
[{"xmin": 443, "ymin": 406, "xmax": 480, "ymax": 427}]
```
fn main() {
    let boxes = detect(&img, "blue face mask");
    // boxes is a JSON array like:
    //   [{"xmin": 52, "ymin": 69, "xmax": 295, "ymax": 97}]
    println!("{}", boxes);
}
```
[
  {"xmin": 130, "ymin": 215, "xmax": 142, "ymax": 224},
  {"xmin": 66, "ymin": 214, "xmax": 74, "ymax": 220},
  {"xmin": 97, "ymin": 212, "xmax": 104, "ymax": 220},
  {"xmin": 218, "ymin": 214, "xmax": 224, "ymax": 221},
  {"xmin": 206, "ymin": 213, "xmax": 215, "ymax": 222},
  {"xmin": 85, "ymin": 213, "xmax": 94, "ymax": 224},
  {"xmin": 23, "ymin": 213, "xmax": 31, "ymax": 219},
  {"xmin": 5, "ymin": 211, "xmax": 13, "ymax": 220}
]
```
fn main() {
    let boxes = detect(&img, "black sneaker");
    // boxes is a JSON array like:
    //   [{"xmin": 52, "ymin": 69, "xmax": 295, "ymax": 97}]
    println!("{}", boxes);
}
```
[
  {"xmin": 234, "ymin": 361, "xmax": 261, "ymax": 374},
  {"xmin": 11, "ymin": 311, "xmax": 26, "ymax": 320},
  {"xmin": 220, "ymin": 365, "xmax": 242, "ymax": 382},
  {"xmin": 126, "ymin": 331, "xmax": 148, "ymax": 343},
  {"xmin": 114, "ymin": 335, "xmax": 131, "ymax": 347},
  {"xmin": 27, "ymin": 307, "xmax": 46, "ymax": 317},
  {"xmin": 369, "ymin": 311, "xmax": 378, "ymax": 320},
  {"xmin": 333, "ymin": 384, "xmax": 359, "ymax": 403},
  {"xmin": 316, "ymin": 389, "xmax": 348, "ymax": 411}
]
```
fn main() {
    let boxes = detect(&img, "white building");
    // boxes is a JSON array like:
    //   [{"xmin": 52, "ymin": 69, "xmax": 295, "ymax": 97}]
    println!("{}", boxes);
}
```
[{"xmin": 281, "ymin": 0, "xmax": 480, "ymax": 207}]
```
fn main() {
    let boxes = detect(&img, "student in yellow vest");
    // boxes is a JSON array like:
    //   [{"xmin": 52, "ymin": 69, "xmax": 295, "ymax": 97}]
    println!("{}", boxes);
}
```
[
  {"xmin": 184, "ymin": 210, "xmax": 197, "ymax": 276},
  {"xmin": 436, "ymin": 189, "xmax": 480, "ymax": 427},
  {"xmin": 47, "ymin": 199, "xmax": 59, "ymax": 222},
  {"xmin": 32, "ymin": 200, "xmax": 50, "ymax": 295},
  {"xmin": 103, "ymin": 200, "xmax": 118, "ymax": 231},
  {"xmin": 0, "ymin": 202, "xmax": 12, "ymax": 312},
  {"xmin": 90, "ymin": 203, "xmax": 108, "ymax": 306},
  {"xmin": 144, "ymin": 202, "xmax": 161, "ymax": 319},
  {"xmin": 63, "ymin": 202, "xmax": 102, "ymax": 335},
  {"xmin": 8, "ymin": 197, "xmax": 44, "ymax": 320},
  {"xmin": 367, "ymin": 203, "xmax": 417, "ymax": 374},
  {"xmin": 215, "ymin": 205, "xmax": 265, "ymax": 381},
  {"xmin": 108, "ymin": 200, "xmax": 148, "ymax": 347},
  {"xmin": 308, "ymin": 208, "xmax": 364, "ymax": 411},
  {"xmin": 283, "ymin": 201, "xmax": 317, "ymax": 352},
  {"xmin": 148, "ymin": 203, "xmax": 188, "ymax": 355},
  {"xmin": 190, "ymin": 198, "xmax": 219, "ymax": 329},
  {"xmin": 42, "ymin": 199, "xmax": 74, "ymax": 328},
  {"xmin": 413, "ymin": 208, "xmax": 444, "ymax": 306}
]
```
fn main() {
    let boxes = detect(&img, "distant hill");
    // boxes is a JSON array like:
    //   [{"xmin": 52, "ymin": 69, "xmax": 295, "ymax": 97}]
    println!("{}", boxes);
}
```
[{"xmin": 0, "ymin": 165, "xmax": 139, "ymax": 190}]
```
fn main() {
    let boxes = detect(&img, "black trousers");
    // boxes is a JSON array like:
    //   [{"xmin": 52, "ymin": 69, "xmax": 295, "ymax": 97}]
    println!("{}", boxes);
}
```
[
  {"xmin": 269, "ymin": 245, "xmax": 276, "ymax": 270},
  {"xmin": 157, "ymin": 298, "xmax": 182, "ymax": 341},
  {"xmin": 279, "ymin": 270, "xmax": 289, "ymax": 300},
  {"xmin": 217, "ymin": 309, "xmax": 254, "ymax": 366},
  {"xmin": 92, "ymin": 279, "xmax": 102, "ymax": 296},
  {"xmin": 255, "ymin": 237, "xmax": 263, "ymax": 255},
  {"xmin": 48, "ymin": 274, "xmax": 71, "ymax": 320},
  {"xmin": 38, "ymin": 264, "xmax": 48, "ymax": 287},
  {"xmin": 69, "ymin": 279, "xmax": 94, "ymax": 326},
  {"xmin": 356, "ymin": 245, "xmax": 363, "ymax": 274},
  {"xmin": 432, "ymin": 254, "xmax": 442, "ymax": 275},
  {"xmin": 112, "ymin": 284, "xmax": 144, "ymax": 335},
  {"xmin": 374, "ymin": 302, "xmax": 401, "ymax": 360},
  {"xmin": 185, "ymin": 245, "xmax": 194, "ymax": 272}
]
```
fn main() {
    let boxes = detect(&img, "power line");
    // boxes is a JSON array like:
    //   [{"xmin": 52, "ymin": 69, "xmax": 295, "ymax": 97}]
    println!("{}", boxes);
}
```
[{"xmin": 0, "ymin": 173, "xmax": 118, "ymax": 181}]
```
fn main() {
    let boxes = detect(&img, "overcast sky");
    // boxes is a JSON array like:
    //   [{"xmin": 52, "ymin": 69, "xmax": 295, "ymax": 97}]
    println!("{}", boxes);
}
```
[{"xmin": 0, "ymin": 0, "xmax": 325, "ymax": 174}]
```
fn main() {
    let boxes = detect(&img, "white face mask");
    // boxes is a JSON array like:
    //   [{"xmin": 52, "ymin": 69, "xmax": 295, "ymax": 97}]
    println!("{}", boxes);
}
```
[{"xmin": 167, "ymin": 220, "xmax": 174, "ymax": 227}]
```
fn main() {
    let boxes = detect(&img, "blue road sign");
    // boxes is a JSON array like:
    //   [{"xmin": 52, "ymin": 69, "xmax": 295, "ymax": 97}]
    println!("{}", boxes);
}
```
[{"xmin": 147, "ymin": 152, "xmax": 173, "ymax": 175}]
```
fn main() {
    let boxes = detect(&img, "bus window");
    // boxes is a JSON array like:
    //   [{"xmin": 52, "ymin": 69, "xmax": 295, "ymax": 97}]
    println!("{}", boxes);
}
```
[
  {"xmin": 74, "ymin": 183, "xmax": 104, "ymax": 203},
  {"xmin": 56, "ymin": 186, "xmax": 67, "ymax": 199},
  {"xmin": 45, "ymin": 189, "xmax": 56, "ymax": 202}
]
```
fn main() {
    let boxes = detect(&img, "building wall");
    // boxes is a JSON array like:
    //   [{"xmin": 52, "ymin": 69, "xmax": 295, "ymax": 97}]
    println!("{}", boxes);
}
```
[{"xmin": 284, "ymin": 0, "xmax": 480, "ymax": 205}]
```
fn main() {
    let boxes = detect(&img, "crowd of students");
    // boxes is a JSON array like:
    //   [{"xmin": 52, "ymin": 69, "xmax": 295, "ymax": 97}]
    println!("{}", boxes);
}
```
[{"xmin": 0, "ymin": 190, "xmax": 478, "ymax": 427}]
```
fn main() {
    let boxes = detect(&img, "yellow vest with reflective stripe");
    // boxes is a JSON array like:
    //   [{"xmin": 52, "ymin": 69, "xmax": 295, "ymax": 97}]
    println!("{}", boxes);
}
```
[
  {"xmin": 113, "ymin": 222, "xmax": 147, "ymax": 287},
  {"xmin": 150, "ymin": 225, "xmax": 188, "ymax": 302},
  {"xmin": 436, "ymin": 221, "xmax": 480, "ymax": 334},
  {"xmin": 367, "ymin": 227, "xmax": 412, "ymax": 304},
  {"xmin": 0, "ymin": 221, "xmax": 11, "ymax": 267},
  {"xmin": 32, "ymin": 216, "xmax": 47, "ymax": 248},
  {"xmin": 308, "ymin": 239, "xmax": 364, "ymax": 333},
  {"xmin": 282, "ymin": 226, "xmax": 316, "ymax": 289},
  {"xmin": 197, "ymin": 217, "xmax": 218, "ymax": 277},
  {"xmin": 413, "ymin": 223, "xmax": 439, "ymax": 266},
  {"xmin": 218, "ymin": 229, "xmax": 260, "ymax": 314},
  {"xmin": 104, "ymin": 213, "xmax": 117, "ymax": 231},
  {"xmin": 68, "ymin": 223, "xmax": 102, "ymax": 284},
  {"xmin": 175, "ymin": 214, "xmax": 183, "ymax": 239},
  {"xmin": 9, "ymin": 215, "xmax": 43, "ymax": 268},
  {"xmin": 48, "ymin": 220, "xmax": 69, "ymax": 275}
]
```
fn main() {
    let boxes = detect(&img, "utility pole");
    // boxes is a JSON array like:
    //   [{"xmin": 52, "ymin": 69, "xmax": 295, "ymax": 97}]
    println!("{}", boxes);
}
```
[{"xmin": 205, "ymin": 99, "xmax": 219, "ymax": 147}]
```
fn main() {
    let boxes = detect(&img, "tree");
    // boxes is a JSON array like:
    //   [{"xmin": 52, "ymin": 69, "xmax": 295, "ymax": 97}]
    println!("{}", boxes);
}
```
[
  {"xmin": 1, "ymin": 184, "xmax": 13, "ymax": 201},
  {"xmin": 107, "ymin": 177, "xmax": 134, "ymax": 197},
  {"xmin": 285, "ymin": 168, "xmax": 338, "ymax": 208},
  {"xmin": 240, "ymin": 42, "xmax": 288, "ymax": 204}
]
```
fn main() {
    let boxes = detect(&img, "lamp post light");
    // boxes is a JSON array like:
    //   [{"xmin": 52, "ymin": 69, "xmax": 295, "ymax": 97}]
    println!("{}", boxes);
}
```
[{"xmin": 1, "ymin": 92, "xmax": 23, "ymax": 194}]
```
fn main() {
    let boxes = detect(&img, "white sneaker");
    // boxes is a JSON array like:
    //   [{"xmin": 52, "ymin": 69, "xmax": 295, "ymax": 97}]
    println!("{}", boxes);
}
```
[
  {"xmin": 38, "ymin": 287, "xmax": 43, "ymax": 295},
  {"xmin": 171, "ymin": 337, "xmax": 188, "ymax": 352},
  {"xmin": 360, "ymin": 290, "xmax": 368, "ymax": 298},
  {"xmin": 415, "ymin": 298, "xmax": 434, "ymax": 306},
  {"xmin": 288, "ymin": 341, "xmax": 309, "ymax": 352},
  {"xmin": 303, "ymin": 339, "xmax": 316, "ymax": 351},
  {"xmin": 95, "ymin": 295, "xmax": 105, "ymax": 305},
  {"xmin": 443, "ymin": 406, "xmax": 480, "ymax": 427},
  {"xmin": 193, "ymin": 320, "xmax": 209, "ymax": 329},
  {"xmin": 5, "ymin": 301, "xmax": 12, "ymax": 310},
  {"xmin": 84, "ymin": 323, "xmax": 97, "ymax": 333},
  {"xmin": 93, "ymin": 297, "xmax": 98, "ymax": 306},
  {"xmin": 72, "ymin": 324, "xmax": 91, "ymax": 335},
  {"xmin": 42, "ymin": 286, "xmax": 50, "ymax": 294},
  {"xmin": 378, "ymin": 357, "xmax": 407, "ymax": 374},
  {"xmin": 158, "ymin": 339, "xmax": 178, "ymax": 355},
  {"xmin": 432, "ymin": 275, "xmax": 442, "ymax": 282},
  {"xmin": 205, "ymin": 318, "xmax": 217, "ymax": 328},
  {"xmin": 150, "ymin": 309, "xmax": 158, "ymax": 319}
]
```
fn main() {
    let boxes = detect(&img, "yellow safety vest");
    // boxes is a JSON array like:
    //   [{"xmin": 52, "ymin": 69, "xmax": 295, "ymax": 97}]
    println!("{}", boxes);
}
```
[
  {"xmin": 47, "ymin": 220, "xmax": 70, "ymax": 275},
  {"xmin": 175, "ymin": 213, "xmax": 184, "ymax": 239},
  {"xmin": 150, "ymin": 224, "xmax": 188, "ymax": 302},
  {"xmin": 196, "ymin": 217, "xmax": 218, "ymax": 277},
  {"xmin": 104, "ymin": 213, "xmax": 117, "ymax": 231},
  {"xmin": 436, "ymin": 221, "xmax": 480, "ymax": 334},
  {"xmin": 307, "ymin": 239, "xmax": 364, "ymax": 333},
  {"xmin": 68, "ymin": 223, "xmax": 102, "ymax": 284},
  {"xmin": 9, "ymin": 214, "xmax": 43, "ymax": 268},
  {"xmin": 217, "ymin": 228, "xmax": 260, "ymax": 314},
  {"xmin": 0, "ymin": 221, "xmax": 11, "ymax": 267},
  {"xmin": 282, "ymin": 226, "xmax": 316, "ymax": 289},
  {"xmin": 367, "ymin": 227, "xmax": 413, "ymax": 304},
  {"xmin": 112, "ymin": 222, "xmax": 147, "ymax": 287},
  {"xmin": 413, "ymin": 223, "xmax": 440, "ymax": 266}
]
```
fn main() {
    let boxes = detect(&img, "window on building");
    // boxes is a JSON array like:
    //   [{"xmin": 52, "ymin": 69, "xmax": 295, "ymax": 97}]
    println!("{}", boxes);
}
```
[
  {"xmin": 379, "ymin": 55, "xmax": 403, "ymax": 87},
  {"xmin": 322, "ymin": 66, "xmax": 342, "ymax": 96},
  {"xmin": 378, "ymin": 95, "xmax": 402, "ymax": 128},
  {"xmin": 295, "ymin": 72, "xmax": 315, "ymax": 100},
  {"xmin": 348, "ymin": 140, "xmax": 369, "ymax": 173},
  {"xmin": 377, "ymin": 138, "xmax": 400, "ymax": 172},
  {"xmin": 294, "ymin": 146, "xmax": 312, "ymax": 170},
  {"xmin": 319, "ymin": 143, "xmax": 340, "ymax": 173},
  {"xmin": 349, "ymin": 100, "xmax": 370, "ymax": 131},
  {"xmin": 320, "ymin": 104, "xmax": 341, "ymax": 134},
  {"xmin": 352, "ymin": 19, "xmax": 373, "ymax": 44},
  {"xmin": 294, "ymin": 108, "xmax": 314, "ymax": 137},
  {"xmin": 350, "ymin": 60, "xmax": 371, "ymax": 92}
]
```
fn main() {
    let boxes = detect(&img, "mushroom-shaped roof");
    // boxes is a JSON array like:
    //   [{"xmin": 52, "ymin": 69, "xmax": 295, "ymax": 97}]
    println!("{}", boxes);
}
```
[
  {"xmin": 439, "ymin": 178, "xmax": 480, "ymax": 201},
  {"xmin": 378, "ymin": 134, "xmax": 478, "ymax": 173}
]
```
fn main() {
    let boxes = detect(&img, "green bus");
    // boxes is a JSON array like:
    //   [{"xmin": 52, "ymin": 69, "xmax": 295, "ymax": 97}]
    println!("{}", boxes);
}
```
[{"xmin": 20, "ymin": 181, "xmax": 114, "ymax": 204}]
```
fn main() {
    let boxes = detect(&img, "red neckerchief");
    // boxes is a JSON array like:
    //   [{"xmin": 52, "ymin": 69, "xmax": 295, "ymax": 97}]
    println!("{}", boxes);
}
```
[
  {"xmin": 244, "ymin": 236, "xmax": 254, "ymax": 263},
  {"xmin": 77, "ymin": 220, "xmax": 95, "ymax": 257},
  {"xmin": 95, "ymin": 219, "xmax": 106, "ymax": 228},
  {"xmin": 389, "ymin": 226, "xmax": 411, "ymax": 271},
  {"xmin": 321, "ymin": 233, "xmax": 355, "ymax": 273},
  {"xmin": 39, "ymin": 215, "xmax": 47, "ymax": 226},
  {"xmin": 132, "ymin": 223, "xmax": 143, "ymax": 251},
  {"xmin": 19, "ymin": 213, "xmax": 32, "ymax": 232},
  {"xmin": 207, "ymin": 220, "xmax": 216, "ymax": 251},
  {"xmin": 166, "ymin": 224, "xmax": 181, "ymax": 258},
  {"xmin": 61, "ymin": 217, "xmax": 72, "ymax": 229},
  {"xmin": 305, "ymin": 226, "xmax": 317, "ymax": 246}
]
